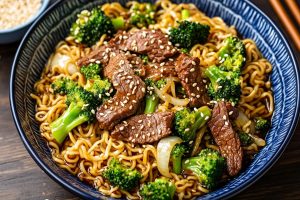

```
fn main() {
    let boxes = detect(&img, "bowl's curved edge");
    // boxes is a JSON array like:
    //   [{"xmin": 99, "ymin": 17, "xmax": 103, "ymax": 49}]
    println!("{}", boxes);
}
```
[
  {"xmin": 9, "ymin": 0, "xmax": 300, "ymax": 200},
  {"xmin": 9, "ymin": 0, "xmax": 98, "ymax": 199},
  {"xmin": 203, "ymin": 1, "xmax": 300, "ymax": 199}
]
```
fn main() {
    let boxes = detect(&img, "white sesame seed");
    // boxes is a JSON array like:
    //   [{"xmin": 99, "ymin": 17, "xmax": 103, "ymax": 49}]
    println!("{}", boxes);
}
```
[
  {"xmin": 192, "ymin": 83, "xmax": 197, "ymax": 87},
  {"xmin": 185, "ymin": 128, "xmax": 190, "ymax": 132},
  {"xmin": 191, "ymin": 61, "xmax": 196, "ymax": 65},
  {"xmin": 205, "ymin": 116, "xmax": 209, "ymax": 120},
  {"xmin": 223, "ymin": 115, "xmax": 227, "ymax": 120},
  {"xmin": 225, "ymin": 121, "xmax": 229, "ymax": 126},
  {"xmin": 229, "ymin": 111, "xmax": 233, "ymax": 115},
  {"xmin": 190, "ymin": 68, "xmax": 195, "ymax": 72}
]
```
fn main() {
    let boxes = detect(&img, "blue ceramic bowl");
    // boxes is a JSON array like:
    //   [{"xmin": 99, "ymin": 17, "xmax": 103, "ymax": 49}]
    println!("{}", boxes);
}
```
[
  {"xmin": 0, "ymin": 0, "xmax": 49, "ymax": 44},
  {"xmin": 9, "ymin": 0, "xmax": 299, "ymax": 199}
]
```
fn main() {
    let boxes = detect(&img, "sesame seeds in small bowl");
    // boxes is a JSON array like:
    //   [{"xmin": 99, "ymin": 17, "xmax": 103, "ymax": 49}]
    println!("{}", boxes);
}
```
[{"xmin": 0, "ymin": 0, "xmax": 49, "ymax": 44}]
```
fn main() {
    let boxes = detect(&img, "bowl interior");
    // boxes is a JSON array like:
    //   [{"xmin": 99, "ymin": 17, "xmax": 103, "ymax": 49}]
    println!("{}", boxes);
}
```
[{"xmin": 10, "ymin": 0, "xmax": 299, "ymax": 199}]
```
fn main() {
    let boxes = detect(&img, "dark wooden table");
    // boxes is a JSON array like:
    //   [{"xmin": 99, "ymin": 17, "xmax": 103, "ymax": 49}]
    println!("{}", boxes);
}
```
[{"xmin": 1, "ymin": 1, "xmax": 299, "ymax": 200}]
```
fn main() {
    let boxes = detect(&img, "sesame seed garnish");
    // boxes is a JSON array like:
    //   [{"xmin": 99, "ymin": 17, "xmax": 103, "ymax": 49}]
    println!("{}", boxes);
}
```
[
  {"xmin": 159, "ymin": 45, "xmax": 164, "ymax": 49},
  {"xmin": 89, "ymin": 59, "xmax": 95, "ymax": 62},
  {"xmin": 197, "ymin": 87, "xmax": 200, "ymax": 91},
  {"xmin": 185, "ymin": 128, "xmax": 190, "ymax": 132},
  {"xmin": 205, "ymin": 116, "xmax": 209, "ymax": 120},
  {"xmin": 218, "ymin": 86, "xmax": 223, "ymax": 89},
  {"xmin": 140, "ymin": 125, "xmax": 144, "ymax": 129},
  {"xmin": 96, "ymin": 60, "xmax": 101, "ymax": 64},
  {"xmin": 168, "ymin": 41, "xmax": 172, "ymax": 45},
  {"xmin": 196, "ymin": 95, "xmax": 200, "ymax": 98},
  {"xmin": 132, "ymin": 100, "xmax": 137, "ymax": 103},
  {"xmin": 191, "ymin": 93, "xmax": 196, "ymax": 97},
  {"xmin": 142, "ymin": 135, "xmax": 146, "ymax": 139},
  {"xmin": 142, "ymin": 88, "xmax": 146, "ymax": 93},
  {"xmin": 160, "ymin": 62, "xmax": 165, "ymax": 66},
  {"xmin": 135, "ymin": 134, "xmax": 139, "ymax": 137},
  {"xmin": 223, "ymin": 115, "xmax": 227, "ymax": 120},
  {"xmin": 150, "ymin": 38, "xmax": 155, "ymax": 44},
  {"xmin": 175, "ymin": 43, "xmax": 180, "ymax": 47},
  {"xmin": 138, "ymin": 120, "xmax": 142, "ymax": 123},
  {"xmin": 190, "ymin": 68, "xmax": 195, "ymax": 72},
  {"xmin": 189, "ymin": 141, "xmax": 193, "ymax": 144},
  {"xmin": 192, "ymin": 83, "xmax": 197, "ymax": 87},
  {"xmin": 132, "ymin": 126, "xmax": 135, "ymax": 130},
  {"xmin": 229, "ymin": 111, "xmax": 233, "ymax": 115},
  {"xmin": 119, "ymin": 126, "xmax": 124, "ymax": 131},
  {"xmin": 185, "ymin": 78, "xmax": 188, "ymax": 83},
  {"xmin": 225, "ymin": 121, "xmax": 229, "ymax": 126},
  {"xmin": 129, "ymin": 105, "xmax": 133, "ymax": 110}
]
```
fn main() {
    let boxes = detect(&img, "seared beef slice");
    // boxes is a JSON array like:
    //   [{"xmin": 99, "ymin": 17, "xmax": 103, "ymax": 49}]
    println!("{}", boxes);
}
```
[
  {"xmin": 208, "ymin": 101, "xmax": 243, "ymax": 176},
  {"xmin": 111, "ymin": 112, "xmax": 174, "ymax": 144},
  {"xmin": 96, "ymin": 54, "xmax": 146, "ymax": 130},
  {"xmin": 175, "ymin": 54, "xmax": 210, "ymax": 107},
  {"xmin": 116, "ymin": 29, "xmax": 178, "ymax": 62}
]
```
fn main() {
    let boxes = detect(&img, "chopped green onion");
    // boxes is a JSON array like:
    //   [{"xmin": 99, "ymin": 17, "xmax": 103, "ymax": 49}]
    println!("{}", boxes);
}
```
[
  {"xmin": 111, "ymin": 16, "xmax": 125, "ymax": 30},
  {"xmin": 181, "ymin": 9, "xmax": 190, "ymax": 20}
]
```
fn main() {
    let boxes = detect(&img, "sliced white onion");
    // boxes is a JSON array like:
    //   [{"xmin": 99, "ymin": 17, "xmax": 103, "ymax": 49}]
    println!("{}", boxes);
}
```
[
  {"xmin": 157, "ymin": 136, "xmax": 183, "ymax": 178},
  {"xmin": 235, "ymin": 109, "xmax": 255, "ymax": 134},
  {"xmin": 50, "ymin": 53, "xmax": 78, "ymax": 75},
  {"xmin": 154, "ymin": 85, "xmax": 189, "ymax": 106}
]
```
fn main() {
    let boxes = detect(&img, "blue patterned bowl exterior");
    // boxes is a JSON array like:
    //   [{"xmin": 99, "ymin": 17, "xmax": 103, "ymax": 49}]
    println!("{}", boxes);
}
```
[{"xmin": 9, "ymin": 0, "xmax": 299, "ymax": 199}]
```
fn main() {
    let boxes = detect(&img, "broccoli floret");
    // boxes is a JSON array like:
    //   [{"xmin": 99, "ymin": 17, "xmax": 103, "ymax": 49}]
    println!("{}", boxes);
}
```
[
  {"xmin": 144, "ymin": 78, "xmax": 166, "ymax": 114},
  {"xmin": 80, "ymin": 63, "xmax": 102, "ymax": 80},
  {"xmin": 182, "ymin": 148, "xmax": 225, "ymax": 190},
  {"xmin": 218, "ymin": 36, "xmax": 246, "ymax": 72},
  {"xmin": 171, "ymin": 143, "xmax": 188, "ymax": 174},
  {"xmin": 102, "ymin": 158, "xmax": 142, "ymax": 191},
  {"xmin": 169, "ymin": 20, "xmax": 210, "ymax": 49},
  {"xmin": 129, "ymin": 2, "xmax": 156, "ymax": 28},
  {"xmin": 238, "ymin": 132, "xmax": 253, "ymax": 146},
  {"xmin": 70, "ymin": 7, "xmax": 114, "ymax": 46},
  {"xmin": 50, "ymin": 78, "xmax": 99, "ymax": 144},
  {"xmin": 255, "ymin": 117, "xmax": 270, "ymax": 136},
  {"xmin": 205, "ymin": 65, "xmax": 241, "ymax": 105},
  {"xmin": 174, "ymin": 106, "xmax": 211, "ymax": 142},
  {"xmin": 80, "ymin": 63, "xmax": 112, "ymax": 101},
  {"xmin": 139, "ymin": 178, "xmax": 176, "ymax": 200}
]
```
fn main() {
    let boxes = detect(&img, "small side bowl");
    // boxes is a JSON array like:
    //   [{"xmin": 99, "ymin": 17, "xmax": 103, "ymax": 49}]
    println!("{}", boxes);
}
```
[{"xmin": 0, "ymin": 0, "xmax": 49, "ymax": 44}]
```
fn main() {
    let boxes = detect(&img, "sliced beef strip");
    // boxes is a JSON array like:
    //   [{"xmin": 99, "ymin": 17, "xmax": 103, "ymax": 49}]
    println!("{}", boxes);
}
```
[
  {"xmin": 77, "ymin": 43, "xmax": 117, "ymax": 67},
  {"xmin": 115, "ymin": 29, "xmax": 178, "ymax": 63},
  {"xmin": 144, "ymin": 58, "xmax": 177, "ymax": 80},
  {"xmin": 111, "ymin": 112, "xmax": 174, "ymax": 144},
  {"xmin": 226, "ymin": 102, "xmax": 239, "ymax": 120},
  {"xmin": 208, "ymin": 101, "xmax": 243, "ymax": 176},
  {"xmin": 96, "ymin": 54, "xmax": 146, "ymax": 130},
  {"xmin": 175, "ymin": 54, "xmax": 210, "ymax": 107}
]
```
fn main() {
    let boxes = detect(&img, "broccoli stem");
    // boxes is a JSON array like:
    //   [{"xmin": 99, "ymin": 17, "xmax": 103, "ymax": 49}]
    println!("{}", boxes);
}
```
[
  {"xmin": 144, "ymin": 94, "xmax": 159, "ymax": 114},
  {"xmin": 181, "ymin": 9, "xmax": 190, "ymax": 20},
  {"xmin": 111, "ymin": 17, "xmax": 125, "ymax": 30},
  {"xmin": 172, "ymin": 156, "xmax": 182, "ymax": 174},
  {"xmin": 191, "ymin": 106, "xmax": 211, "ymax": 134},
  {"xmin": 205, "ymin": 65, "xmax": 219, "ymax": 89},
  {"xmin": 51, "ymin": 102, "xmax": 88, "ymax": 144}
]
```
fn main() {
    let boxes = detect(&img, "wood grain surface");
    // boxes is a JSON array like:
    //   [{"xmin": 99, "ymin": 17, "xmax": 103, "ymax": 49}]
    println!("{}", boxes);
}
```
[{"xmin": 0, "ymin": 1, "xmax": 299, "ymax": 199}]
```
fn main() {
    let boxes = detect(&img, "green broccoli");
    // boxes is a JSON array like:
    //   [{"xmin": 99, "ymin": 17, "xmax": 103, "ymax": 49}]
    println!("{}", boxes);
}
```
[
  {"xmin": 50, "ymin": 78, "xmax": 99, "ymax": 144},
  {"xmin": 171, "ymin": 143, "xmax": 188, "ymax": 174},
  {"xmin": 169, "ymin": 20, "xmax": 210, "ymax": 49},
  {"xmin": 144, "ymin": 78, "xmax": 166, "ymax": 114},
  {"xmin": 174, "ymin": 106, "xmax": 211, "ymax": 142},
  {"xmin": 129, "ymin": 2, "xmax": 156, "ymax": 28},
  {"xmin": 255, "ymin": 117, "xmax": 270, "ymax": 136},
  {"xmin": 70, "ymin": 7, "xmax": 115, "ymax": 46},
  {"xmin": 182, "ymin": 148, "xmax": 225, "ymax": 190},
  {"xmin": 218, "ymin": 36, "xmax": 246, "ymax": 72},
  {"xmin": 139, "ymin": 178, "xmax": 176, "ymax": 200},
  {"xmin": 80, "ymin": 63, "xmax": 112, "ymax": 101},
  {"xmin": 102, "ymin": 158, "xmax": 142, "ymax": 191},
  {"xmin": 238, "ymin": 132, "xmax": 254, "ymax": 146},
  {"xmin": 205, "ymin": 65, "xmax": 241, "ymax": 105}
]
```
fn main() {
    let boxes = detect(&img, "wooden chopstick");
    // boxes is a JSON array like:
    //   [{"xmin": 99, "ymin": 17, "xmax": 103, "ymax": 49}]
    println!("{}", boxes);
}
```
[
  {"xmin": 269, "ymin": 0, "xmax": 300, "ymax": 51},
  {"xmin": 284, "ymin": 0, "xmax": 300, "ymax": 26}
]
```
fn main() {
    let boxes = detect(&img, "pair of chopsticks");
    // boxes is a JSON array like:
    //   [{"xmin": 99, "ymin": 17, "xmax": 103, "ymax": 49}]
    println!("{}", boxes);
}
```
[{"xmin": 269, "ymin": 0, "xmax": 300, "ymax": 51}]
